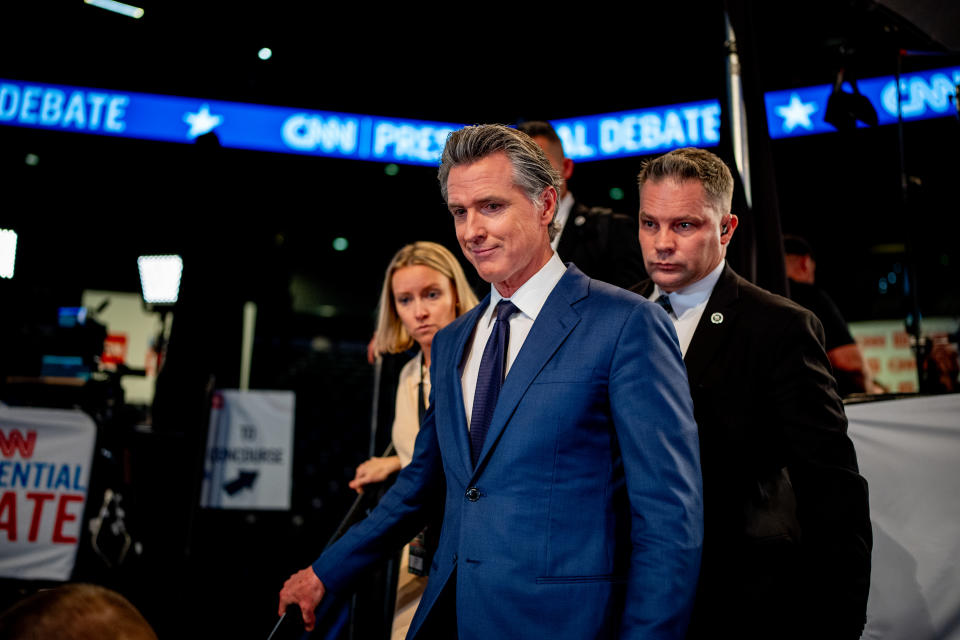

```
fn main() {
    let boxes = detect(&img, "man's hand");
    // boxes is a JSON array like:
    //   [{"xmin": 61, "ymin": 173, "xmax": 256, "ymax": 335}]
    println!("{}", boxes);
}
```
[
  {"xmin": 348, "ymin": 455, "xmax": 402, "ymax": 493},
  {"xmin": 278, "ymin": 567, "xmax": 326, "ymax": 631}
]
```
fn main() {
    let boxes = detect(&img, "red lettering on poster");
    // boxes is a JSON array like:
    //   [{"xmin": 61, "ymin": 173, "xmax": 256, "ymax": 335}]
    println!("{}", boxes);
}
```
[
  {"xmin": 53, "ymin": 495, "xmax": 83, "ymax": 544},
  {"xmin": 857, "ymin": 335, "xmax": 886, "ymax": 348},
  {"xmin": 0, "ymin": 430, "xmax": 37, "ymax": 458},
  {"xmin": 887, "ymin": 357, "xmax": 917, "ymax": 372},
  {"xmin": 26, "ymin": 492, "xmax": 55, "ymax": 542},
  {"xmin": 0, "ymin": 492, "xmax": 15, "ymax": 541},
  {"xmin": 102, "ymin": 334, "xmax": 128, "ymax": 366}
]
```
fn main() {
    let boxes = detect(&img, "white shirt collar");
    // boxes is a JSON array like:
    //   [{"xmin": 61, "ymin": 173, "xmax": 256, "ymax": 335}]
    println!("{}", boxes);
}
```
[
  {"xmin": 485, "ymin": 252, "xmax": 567, "ymax": 326},
  {"xmin": 654, "ymin": 261, "xmax": 725, "ymax": 316},
  {"xmin": 550, "ymin": 192, "xmax": 575, "ymax": 250}
]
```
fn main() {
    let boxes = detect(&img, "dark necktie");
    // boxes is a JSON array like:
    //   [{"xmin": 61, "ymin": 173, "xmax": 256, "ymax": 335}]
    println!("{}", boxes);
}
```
[
  {"xmin": 469, "ymin": 300, "xmax": 519, "ymax": 467},
  {"xmin": 655, "ymin": 293, "xmax": 674, "ymax": 316}
]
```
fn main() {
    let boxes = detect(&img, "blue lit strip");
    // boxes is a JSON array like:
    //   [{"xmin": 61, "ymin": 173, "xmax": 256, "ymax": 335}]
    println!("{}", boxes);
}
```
[
  {"xmin": 765, "ymin": 66, "xmax": 960, "ymax": 139},
  {"xmin": 0, "ymin": 79, "xmax": 459, "ymax": 165},
  {"xmin": 1, "ymin": 66, "xmax": 957, "ymax": 164},
  {"xmin": 550, "ymin": 99, "xmax": 722, "ymax": 161}
]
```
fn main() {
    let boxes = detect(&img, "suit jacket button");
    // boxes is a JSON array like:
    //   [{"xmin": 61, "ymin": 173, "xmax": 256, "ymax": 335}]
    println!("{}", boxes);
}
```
[{"xmin": 465, "ymin": 487, "xmax": 480, "ymax": 502}]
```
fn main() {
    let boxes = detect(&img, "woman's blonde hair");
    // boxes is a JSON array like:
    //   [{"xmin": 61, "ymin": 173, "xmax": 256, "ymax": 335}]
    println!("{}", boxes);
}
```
[{"xmin": 373, "ymin": 241, "xmax": 479, "ymax": 355}]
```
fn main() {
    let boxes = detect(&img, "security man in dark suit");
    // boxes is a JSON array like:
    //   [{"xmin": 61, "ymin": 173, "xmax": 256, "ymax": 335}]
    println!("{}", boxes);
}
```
[
  {"xmin": 630, "ymin": 147, "xmax": 872, "ymax": 640},
  {"xmin": 518, "ymin": 121, "xmax": 645, "ymax": 289}
]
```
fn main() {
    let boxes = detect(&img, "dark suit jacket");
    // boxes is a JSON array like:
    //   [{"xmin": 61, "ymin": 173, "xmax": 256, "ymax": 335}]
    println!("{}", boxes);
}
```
[
  {"xmin": 556, "ymin": 199, "xmax": 646, "ymax": 289},
  {"xmin": 632, "ymin": 264, "xmax": 871, "ymax": 639},
  {"xmin": 315, "ymin": 266, "xmax": 704, "ymax": 639}
]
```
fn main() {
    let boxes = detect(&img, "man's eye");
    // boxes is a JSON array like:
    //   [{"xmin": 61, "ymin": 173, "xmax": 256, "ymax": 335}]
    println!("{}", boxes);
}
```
[
  {"xmin": 485, "ymin": 202, "xmax": 502, "ymax": 212},
  {"xmin": 451, "ymin": 208, "xmax": 466, "ymax": 218},
  {"xmin": 677, "ymin": 222, "xmax": 693, "ymax": 230}
]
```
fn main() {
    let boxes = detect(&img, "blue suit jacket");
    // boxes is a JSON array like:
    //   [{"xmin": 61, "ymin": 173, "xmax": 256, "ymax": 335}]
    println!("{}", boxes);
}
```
[{"xmin": 314, "ymin": 266, "xmax": 703, "ymax": 639}]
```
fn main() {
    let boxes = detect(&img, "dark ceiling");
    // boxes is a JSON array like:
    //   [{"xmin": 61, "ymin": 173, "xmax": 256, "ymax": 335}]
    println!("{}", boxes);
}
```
[
  {"xmin": 0, "ymin": 1, "xmax": 957, "ymax": 323},
  {"xmin": 5, "ymin": 2, "xmax": 953, "ymax": 122}
]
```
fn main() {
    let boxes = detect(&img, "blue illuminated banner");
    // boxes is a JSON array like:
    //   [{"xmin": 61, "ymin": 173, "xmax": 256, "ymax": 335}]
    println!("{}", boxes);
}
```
[
  {"xmin": 551, "ymin": 99, "xmax": 722, "ymax": 161},
  {"xmin": 0, "ymin": 79, "xmax": 459, "ymax": 166},
  {"xmin": 765, "ymin": 66, "xmax": 960, "ymax": 139},
  {"xmin": 2, "ymin": 66, "xmax": 958, "ymax": 164}
]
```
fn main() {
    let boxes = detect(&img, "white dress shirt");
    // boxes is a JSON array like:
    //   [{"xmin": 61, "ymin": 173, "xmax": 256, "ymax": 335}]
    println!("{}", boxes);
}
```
[
  {"xmin": 392, "ymin": 353, "xmax": 429, "ymax": 468},
  {"xmin": 649, "ymin": 261, "xmax": 725, "ymax": 357},
  {"xmin": 461, "ymin": 252, "xmax": 567, "ymax": 429}
]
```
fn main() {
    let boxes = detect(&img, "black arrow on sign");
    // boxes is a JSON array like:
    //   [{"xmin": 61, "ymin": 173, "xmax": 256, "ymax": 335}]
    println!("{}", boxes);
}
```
[{"xmin": 224, "ymin": 470, "xmax": 259, "ymax": 495}]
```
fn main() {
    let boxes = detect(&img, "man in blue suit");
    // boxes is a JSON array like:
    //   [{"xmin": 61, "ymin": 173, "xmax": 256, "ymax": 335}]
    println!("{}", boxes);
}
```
[{"xmin": 279, "ymin": 124, "xmax": 703, "ymax": 639}]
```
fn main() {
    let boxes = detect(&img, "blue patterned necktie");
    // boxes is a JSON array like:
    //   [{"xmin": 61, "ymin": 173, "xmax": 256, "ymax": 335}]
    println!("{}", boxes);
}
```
[
  {"xmin": 469, "ymin": 300, "xmax": 519, "ymax": 467},
  {"xmin": 655, "ymin": 293, "xmax": 674, "ymax": 316}
]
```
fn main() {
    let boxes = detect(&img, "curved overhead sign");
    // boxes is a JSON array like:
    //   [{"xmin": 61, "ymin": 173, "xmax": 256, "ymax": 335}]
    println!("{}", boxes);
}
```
[
  {"xmin": 764, "ymin": 66, "xmax": 960, "ymax": 139},
  {"xmin": 1, "ymin": 66, "xmax": 957, "ymax": 164}
]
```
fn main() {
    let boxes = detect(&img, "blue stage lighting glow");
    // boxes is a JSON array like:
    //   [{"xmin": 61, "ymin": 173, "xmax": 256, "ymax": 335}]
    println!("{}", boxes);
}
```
[
  {"xmin": 0, "ymin": 65, "xmax": 956, "ymax": 164},
  {"xmin": 765, "ymin": 66, "xmax": 960, "ymax": 139}
]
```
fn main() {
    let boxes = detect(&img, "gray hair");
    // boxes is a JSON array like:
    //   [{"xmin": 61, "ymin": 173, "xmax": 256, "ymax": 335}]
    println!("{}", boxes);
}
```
[
  {"xmin": 637, "ymin": 147, "xmax": 734, "ymax": 215},
  {"xmin": 438, "ymin": 124, "xmax": 563, "ymax": 240}
]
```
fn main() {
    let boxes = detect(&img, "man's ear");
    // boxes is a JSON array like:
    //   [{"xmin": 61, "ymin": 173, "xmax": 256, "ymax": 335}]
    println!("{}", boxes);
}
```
[
  {"xmin": 720, "ymin": 214, "xmax": 738, "ymax": 245},
  {"xmin": 562, "ymin": 157, "xmax": 574, "ymax": 183},
  {"xmin": 539, "ymin": 186, "xmax": 559, "ymax": 225}
]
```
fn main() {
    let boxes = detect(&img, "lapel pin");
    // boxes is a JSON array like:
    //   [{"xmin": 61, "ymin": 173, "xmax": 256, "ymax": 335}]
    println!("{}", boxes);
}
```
[
  {"xmin": 710, "ymin": 312, "xmax": 724, "ymax": 324},
  {"xmin": 573, "ymin": 215, "xmax": 586, "ymax": 227}
]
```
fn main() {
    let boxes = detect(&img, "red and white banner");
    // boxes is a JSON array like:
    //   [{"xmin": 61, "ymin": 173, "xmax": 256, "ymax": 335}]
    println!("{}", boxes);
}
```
[{"xmin": 0, "ymin": 405, "xmax": 96, "ymax": 581}]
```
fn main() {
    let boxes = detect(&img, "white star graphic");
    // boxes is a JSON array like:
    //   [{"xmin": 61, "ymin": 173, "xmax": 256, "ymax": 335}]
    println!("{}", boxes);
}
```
[
  {"xmin": 775, "ymin": 93, "xmax": 817, "ymax": 132},
  {"xmin": 183, "ymin": 104, "xmax": 224, "ymax": 139}
]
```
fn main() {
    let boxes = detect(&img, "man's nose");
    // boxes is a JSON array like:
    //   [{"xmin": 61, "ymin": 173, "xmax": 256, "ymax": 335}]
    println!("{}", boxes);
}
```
[
  {"xmin": 653, "ymin": 229, "xmax": 674, "ymax": 253},
  {"xmin": 463, "ymin": 210, "xmax": 485, "ymax": 242}
]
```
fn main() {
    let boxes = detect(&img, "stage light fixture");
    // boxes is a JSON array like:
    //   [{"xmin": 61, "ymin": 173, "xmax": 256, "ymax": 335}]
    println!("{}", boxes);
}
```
[
  {"xmin": 332, "ymin": 237, "xmax": 349, "ymax": 252},
  {"xmin": 0, "ymin": 229, "xmax": 16, "ymax": 279},
  {"xmin": 824, "ymin": 69, "xmax": 877, "ymax": 130},
  {"xmin": 84, "ymin": 0, "xmax": 144, "ymax": 18},
  {"xmin": 138, "ymin": 255, "xmax": 183, "ymax": 304},
  {"xmin": 258, "ymin": 47, "xmax": 273, "ymax": 61}
]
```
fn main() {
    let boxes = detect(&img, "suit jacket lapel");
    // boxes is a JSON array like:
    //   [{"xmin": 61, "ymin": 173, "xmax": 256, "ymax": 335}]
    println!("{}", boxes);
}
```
[
  {"xmin": 470, "ymin": 267, "xmax": 587, "ymax": 477},
  {"xmin": 683, "ymin": 264, "xmax": 740, "ymax": 386},
  {"xmin": 444, "ymin": 297, "xmax": 488, "ymax": 480}
]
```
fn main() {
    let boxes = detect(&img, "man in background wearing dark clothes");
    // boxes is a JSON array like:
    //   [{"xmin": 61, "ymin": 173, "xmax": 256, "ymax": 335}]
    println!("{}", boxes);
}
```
[
  {"xmin": 518, "ymin": 121, "xmax": 645, "ymax": 289},
  {"xmin": 784, "ymin": 235, "xmax": 873, "ymax": 395},
  {"xmin": 631, "ymin": 148, "xmax": 872, "ymax": 640}
]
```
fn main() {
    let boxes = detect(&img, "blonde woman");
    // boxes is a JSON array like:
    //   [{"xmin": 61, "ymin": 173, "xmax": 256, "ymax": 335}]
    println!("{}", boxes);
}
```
[
  {"xmin": 350, "ymin": 241, "xmax": 477, "ymax": 489},
  {"xmin": 348, "ymin": 241, "xmax": 477, "ymax": 639}
]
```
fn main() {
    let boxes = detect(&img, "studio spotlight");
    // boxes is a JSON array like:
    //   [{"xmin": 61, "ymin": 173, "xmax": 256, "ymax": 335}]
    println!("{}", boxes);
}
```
[
  {"xmin": 824, "ymin": 69, "xmax": 878, "ymax": 130},
  {"xmin": 258, "ymin": 47, "xmax": 273, "ymax": 61},
  {"xmin": 138, "ymin": 255, "xmax": 183, "ymax": 304},
  {"xmin": 0, "ymin": 229, "xmax": 17, "ymax": 279},
  {"xmin": 84, "ymin": 0, "xmax": 145, "ymax": 19}
]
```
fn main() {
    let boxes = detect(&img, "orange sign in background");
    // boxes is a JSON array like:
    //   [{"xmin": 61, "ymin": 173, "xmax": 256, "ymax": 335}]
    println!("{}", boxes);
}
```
[{"xmin": 849, "ymin": 317, "xmax": 959, "ymax": 393}]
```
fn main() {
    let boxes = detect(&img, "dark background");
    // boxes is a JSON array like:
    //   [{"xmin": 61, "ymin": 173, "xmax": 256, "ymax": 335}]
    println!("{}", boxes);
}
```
[{"xmin": 0, "ymin": 2, "xmax": 958, "ymax": 637}]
